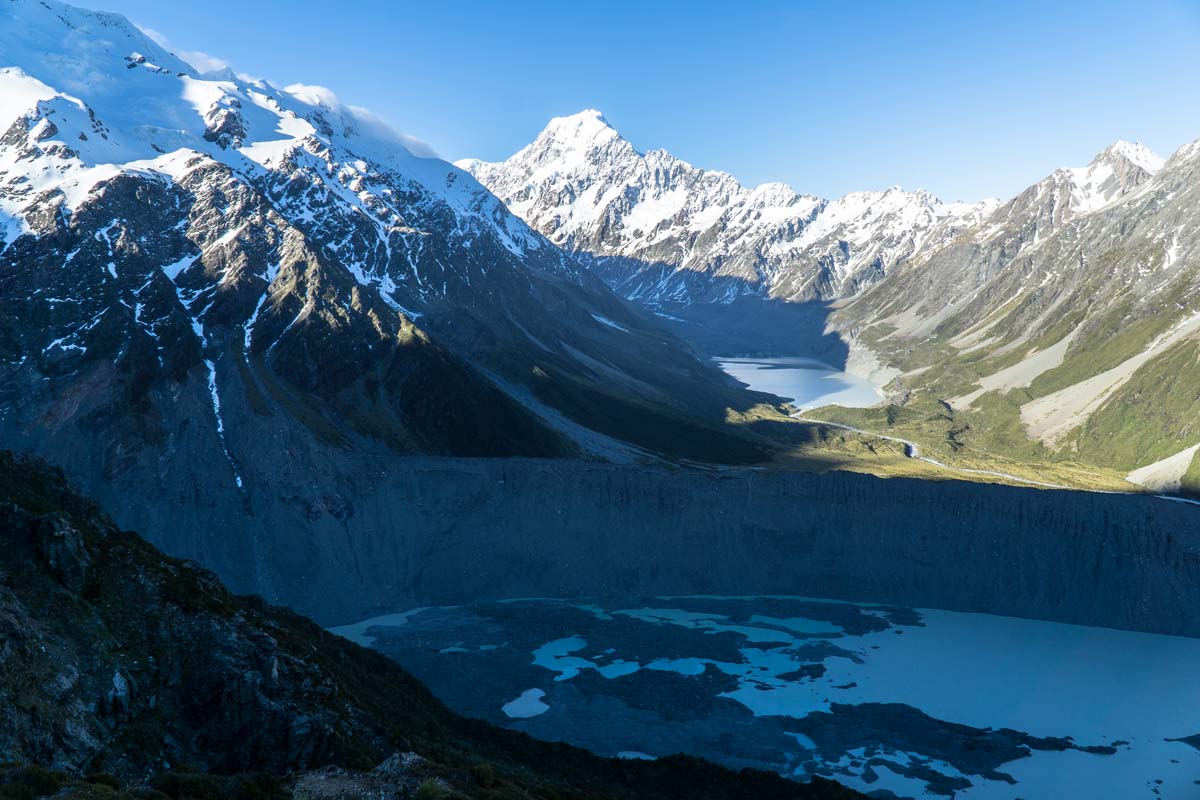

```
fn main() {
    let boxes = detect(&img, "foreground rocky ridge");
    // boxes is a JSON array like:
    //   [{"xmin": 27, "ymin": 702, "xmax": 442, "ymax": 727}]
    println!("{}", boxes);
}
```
[{"xmin": 0, "ymin": 449, "xmax": 863, "ymax": 799}]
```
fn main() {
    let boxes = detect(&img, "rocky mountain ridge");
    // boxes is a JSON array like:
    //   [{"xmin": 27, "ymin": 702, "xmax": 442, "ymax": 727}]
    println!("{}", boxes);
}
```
[{"xmin": 834, "ymin": 130, "xmax": 1200, "ymax": 484}]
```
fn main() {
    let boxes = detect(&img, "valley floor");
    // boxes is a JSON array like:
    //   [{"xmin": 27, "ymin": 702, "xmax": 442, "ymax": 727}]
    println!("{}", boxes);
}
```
[{"xmin": 712, "ymin": 357, "xmax": 1160, "ymax": 497}]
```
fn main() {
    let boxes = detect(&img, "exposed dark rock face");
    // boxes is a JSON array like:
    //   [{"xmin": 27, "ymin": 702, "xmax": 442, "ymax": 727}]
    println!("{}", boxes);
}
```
[
  {"xmin": 0, "ymin": 450, "xmax": 864, "ymax": 799},
  {"xmin": 32, "ymin": 512, "xmax": 92, "ymax": 592},
  {"xmin": 2, "ymin": 464, "xmax": 399, "ymax": 779}
]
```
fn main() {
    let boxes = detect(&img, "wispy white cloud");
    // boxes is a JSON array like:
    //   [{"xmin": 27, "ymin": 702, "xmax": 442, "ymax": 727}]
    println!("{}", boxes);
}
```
[
  {"xmin": 134, "ymin": 25, "xmax": 438, "ymax": 159},
  {"xmin": 137, "ymin": 25, "xmax": 233, "ymax": 76},
  {"xmin": 284, "ymin": 83, "xmax": 438, "ymax": 158}
]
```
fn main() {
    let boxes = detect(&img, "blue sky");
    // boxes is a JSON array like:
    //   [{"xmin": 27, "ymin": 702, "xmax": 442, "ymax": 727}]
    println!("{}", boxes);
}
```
[{"xmin": 101, "ymin": 0, "xmax": 1200, "ymax": 202}]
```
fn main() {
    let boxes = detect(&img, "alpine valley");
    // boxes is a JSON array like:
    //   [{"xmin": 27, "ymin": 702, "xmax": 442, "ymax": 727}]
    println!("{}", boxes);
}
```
[
  {"xmin": 1, "ymin": 2, "xmax": 1199, "ymax": 800},
  {"xmin": 463, "ymin": 109, "xmax": 1200, "ymax": 494}
]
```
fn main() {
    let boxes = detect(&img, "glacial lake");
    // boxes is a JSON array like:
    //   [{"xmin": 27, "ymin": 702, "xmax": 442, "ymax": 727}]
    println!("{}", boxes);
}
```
[
  {"xmin": 717, "ymin": 357, "xmax": 885, "ymax": 411},
  {"xmin": 333, "ymin": 597, "xmax": 1200, "ymax": 800}
]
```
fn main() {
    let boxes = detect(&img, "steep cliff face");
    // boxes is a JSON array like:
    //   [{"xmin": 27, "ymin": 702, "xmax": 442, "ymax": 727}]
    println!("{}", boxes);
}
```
[
  {"xmin": 69, "ymin": 446, "xmax": 1198, "ymax": 637},
  {"xmin": 0, "ymin": 450, "xmax": 863, "ymax": 800}
]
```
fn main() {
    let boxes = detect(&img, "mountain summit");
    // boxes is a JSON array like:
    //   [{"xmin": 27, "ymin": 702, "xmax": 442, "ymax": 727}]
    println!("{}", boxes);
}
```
[
  {"xmin": 529, "ymin": 108, "xmax": 622, "ymax": 148},
  {"xmin": 1101, "ymin": 139, "xmax": 1165, "ymax": 174},
  {"xmin": 1059, "ymin": 139, "xmax": 1166, "ymax": 215}
]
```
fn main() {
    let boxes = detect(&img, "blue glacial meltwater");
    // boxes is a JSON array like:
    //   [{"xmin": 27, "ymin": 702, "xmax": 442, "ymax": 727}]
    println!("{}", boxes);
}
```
[{"xmin": 716, "ymin": 357, "xmax": 885, "ymax": 410}]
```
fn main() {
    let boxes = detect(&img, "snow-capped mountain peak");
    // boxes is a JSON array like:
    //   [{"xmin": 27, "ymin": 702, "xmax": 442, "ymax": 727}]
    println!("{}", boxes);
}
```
[
  {"xmin": 0, "ymin": 0, "xmax": 557, "ymax": 276},
  {"xmin": 1101, "ymin": 139, "xmax": 1165, "ymax": 174},
  {"xmin": 2, "ymin": 0, "xmax": 768, "ymax": 479},
  {"xmin": 971, "ymin": 139, "xmax": 1166, "ymax": 251},
  {"xmin": 538, "ymin": 108, "xmax": 621, "ymax": 147},
  {"xmin": 1057, "ymin": 139, "xmax": 1165, "ymax": 215}
]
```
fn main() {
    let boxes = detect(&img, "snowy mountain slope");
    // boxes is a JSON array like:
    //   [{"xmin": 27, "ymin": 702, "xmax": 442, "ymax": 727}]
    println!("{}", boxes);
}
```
[
  {"xmin": 838, "ymin": 139, "xmax": 1171, "ymax": 350},
  {"xmin": 459, "ymin": 110, "xmax": 996, "ymax": 305},
  {"xmin": 840, "ymin": 139, "xmax": 1168, "ymax": 339},
  {"xmin": 0, "ymin": 0, "xmax": 554, "ymax": 289},
  {"xmin": 0, "ymin": 0, "xmax": 774, "ymax": 516}
]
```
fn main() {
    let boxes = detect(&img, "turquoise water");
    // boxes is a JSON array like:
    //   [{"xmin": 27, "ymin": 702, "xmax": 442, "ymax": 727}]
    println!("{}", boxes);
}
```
[{"xmin": 717, "ymin": 357, "xmax": 884, "ymax": 410}]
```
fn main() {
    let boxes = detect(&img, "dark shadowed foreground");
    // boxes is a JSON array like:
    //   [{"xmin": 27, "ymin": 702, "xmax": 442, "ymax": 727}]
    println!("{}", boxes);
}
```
[{"xmin": 0, "ymin": 450, "xmax": 863, "ymax": 800}]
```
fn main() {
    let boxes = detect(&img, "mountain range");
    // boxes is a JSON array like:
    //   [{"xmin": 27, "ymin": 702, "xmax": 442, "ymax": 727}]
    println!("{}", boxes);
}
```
[
  {"xmin": 463, "ymin": 110, "xmax": 1200, "ymax": 493},
  {"xmin": 459, "ymin": 109, "xmax": 997, "ymax": 306}
]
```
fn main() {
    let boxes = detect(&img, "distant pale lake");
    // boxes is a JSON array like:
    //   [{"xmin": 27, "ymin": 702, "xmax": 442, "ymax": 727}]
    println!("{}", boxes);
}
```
[{"xmin": 717, "ymin": 357, "xmax": 885, "ymax": 411}]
